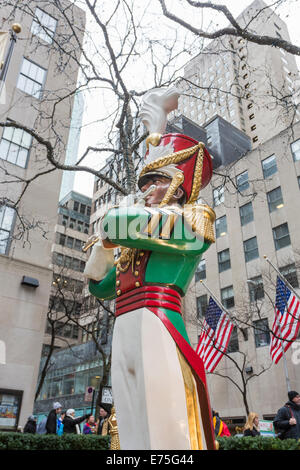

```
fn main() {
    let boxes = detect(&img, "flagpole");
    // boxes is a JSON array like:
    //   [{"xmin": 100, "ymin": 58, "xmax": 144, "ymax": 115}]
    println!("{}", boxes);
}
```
[
  {"xmin": 263, "ymin": 256, "xmax": 292, "ymax": 392},
  {"xmin": 0, "ymin": 24, "xmax": 21, "ymax": 95}
]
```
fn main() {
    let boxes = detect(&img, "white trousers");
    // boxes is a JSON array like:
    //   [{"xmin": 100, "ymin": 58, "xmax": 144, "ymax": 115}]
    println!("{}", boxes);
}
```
[{"xmin": 111, "ymin": 307, "xmax": 206, "ymax": 450}]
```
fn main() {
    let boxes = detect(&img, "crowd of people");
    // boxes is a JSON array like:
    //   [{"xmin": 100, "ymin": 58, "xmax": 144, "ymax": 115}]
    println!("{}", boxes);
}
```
[
  {"xmin": 213, "ymin": 390, "xmax": 300, "ymax": 440},
  {"xmin": 22, "ymin": 390, "xmax": 300, "ymax": 442},
  {"xmin": 23, "ymin": 401, "xmax": 112, "ymax": 437}
]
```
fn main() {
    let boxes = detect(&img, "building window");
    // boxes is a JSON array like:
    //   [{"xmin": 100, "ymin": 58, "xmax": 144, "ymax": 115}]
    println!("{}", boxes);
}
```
[
  {"xmin": 267, "ymin": 187, "xmax": 284, "ymax": 212},
  {"xmin": 291, "ymin": 139, "xmax": 300, "ymax": 162},
  {"xmin": 236, "ymin": 170, "xmax": 249, "ymax": 192},
  {"xmin": 197, "ymin": 294, "xmax": 208, "ymax": 318},
  {"xmin": 66, "ymin": 236, "xmax": 74, "ymax": 249},
  {"xmin": 251, "ymin": 124, "xmax": 256, "ymax": 131},
  {"xmin": 252, "ymin": 136, "xmax": 258, "ymax": 143},
  {"xmin": 227, "ymin": 327, "xmax": 239, "ymax": 353},
  {"xmin": 253, "ymin": 319, "xmax": 270, "ymax": 348},
  {"xmin": 215, "ymin": 215, "xmax": 227, "ymax": 238},
  {"xmin": 31, "ymin": 7, "xmax": 57, "ymax": 44},
  {"xmin": 74, "ymin": 239, "xmax": 82, "ymax": 251},
  {"xmin": 213, "ymin": 185, "xmax": 224, "ymax": 206},
  {"xmin": 195, "ymin": 259, "xmax": 206, "ymax": 282},
  {"xmin": 17, "ymin": 58, "xmax": 46, "ymax": 99},
  {"xmin": 279, "ymin": 264, "xmax": 299, "ymax": 288},
  {"xmin": 58, "ymin": 233, "xmax": 66, "ymax": 246},
  {"xmin": 244, "ymin": 236, "xmax": 259, "ymax": 262},
  {"xmin": 273, "ymin": 223, "xmax": 291, "ymax": 250},
  {"xmin": 218, "ymin": 249, "xmax": 231, "ymax": 273},
  {"xmin": 248, "ymin": 275, "xmax": 264, "ymax": 302},
  {"xmin": 239, "ymin": 202, "xmax": 254, "ymax": 226},
  {"xmin": 0, "ymin": 205, "xmax": 15, "ymax": 255},
  {"xmin": 249, "ymin": 113, "xmax": 254, "ymax": 119},
  {"xmin": 262, "ymin": 154, "xmax": 277, "ymax": 179},
  {"xmin": 0, "ymin": 124, "xmax": 32, "ymax": 168},
  {"xmin": 221, "ymin": 285, "xmax": 234, "ymax": 309}
]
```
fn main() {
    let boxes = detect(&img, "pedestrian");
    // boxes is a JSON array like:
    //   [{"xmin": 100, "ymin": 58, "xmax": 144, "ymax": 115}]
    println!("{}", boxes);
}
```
[
  {"xmin": 57, "ymin": 411, "xmax": 66, "ymax": 436},
  {"xmin": 46, "ymin": 402, "xmax": 62, "ymax": 434},
  {"xmin": 273, "ymin": 390, "xmax": 300, "ymax": 440},
  {"xmin": 96, "ymin": 404, "xmax": 111, "ymax": 435},
  {"xmin": 83, "ymin": 415, "xmax": 97, "ymax": 434},
  {"xmin": 62, "ymin": 409, "xmax": 91, "ymax": 434},
  {"xmin": 23, "ymin": 415, "xmax": 37, "ymax": 434},
  {"xmin": 243, "ymin": 412, "xmax": 261, "ymax": 437},
  {"xmin": 212, "ymin": 410, "xmax": 231, "ymax": 437}
]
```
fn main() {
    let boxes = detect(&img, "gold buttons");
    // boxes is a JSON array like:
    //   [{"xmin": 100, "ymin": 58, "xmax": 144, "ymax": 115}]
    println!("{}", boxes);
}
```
[
  {"xmin": 116, "ymin": 270, "xmax": 120, "ymax": 276},
  {"xmin": 117, "ymin": 289, "xmax": 122, "ymax": 296},
  {"xmin": 140, "ymin": 252, "xmax": 144, "ymax": 257},
  {"xmin": 116, "ymin": 280, "xmax": 120, "ymax": 287},
  {"xmin": 134, "ymin": 271, "xmax": 139, "ymax": 277},
  {"xmin": 136, "ymin": 260, "xmax": 141, "ymax": 266},
  {"xmin": 135, "ymin": 281, "xmax": 140, "ymax": 288}
]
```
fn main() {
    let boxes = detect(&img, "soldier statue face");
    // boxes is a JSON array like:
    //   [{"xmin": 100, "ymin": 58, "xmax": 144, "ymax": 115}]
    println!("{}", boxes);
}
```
[{"xmin": 140, "ymin": 174, "xmax": 185, "ymax": 207}]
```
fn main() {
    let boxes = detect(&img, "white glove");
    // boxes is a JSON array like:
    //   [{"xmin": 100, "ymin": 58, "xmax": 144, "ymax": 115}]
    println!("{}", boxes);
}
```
[{"xmin": 83, "ymin": 239, "xmax": 114, "ymax": 281}]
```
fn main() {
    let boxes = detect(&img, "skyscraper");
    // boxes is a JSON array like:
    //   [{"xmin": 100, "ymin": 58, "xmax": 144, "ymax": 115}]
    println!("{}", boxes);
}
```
[
  {"xmin": 179, "ymin": 0, "xmax": 299, "ymax": 148},
  {"xmin": 0, "ymin": 2, "xmax": 86, "ymax": 430}
]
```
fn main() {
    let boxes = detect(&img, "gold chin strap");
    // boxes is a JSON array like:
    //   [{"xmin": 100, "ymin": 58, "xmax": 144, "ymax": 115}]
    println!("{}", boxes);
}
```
[{"xmin": 159, "ymin": 171, "xmax": 184, "ymax": 207}]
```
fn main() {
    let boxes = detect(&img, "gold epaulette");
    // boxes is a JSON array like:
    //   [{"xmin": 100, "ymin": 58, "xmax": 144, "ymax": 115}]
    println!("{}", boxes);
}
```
[{"xmin": 182, "ymin": 203, "xmax": 216, "ymax": 244}]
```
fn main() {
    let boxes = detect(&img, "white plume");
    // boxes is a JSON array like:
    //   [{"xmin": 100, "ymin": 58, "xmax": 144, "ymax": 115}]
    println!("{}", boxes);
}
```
[{"xmin": 140, "ymin": 86, "xmax": 180, "ymax": 134}]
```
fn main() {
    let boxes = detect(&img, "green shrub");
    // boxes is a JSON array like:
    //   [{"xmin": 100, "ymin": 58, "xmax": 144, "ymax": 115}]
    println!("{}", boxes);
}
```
[
  {"xmin": 217, "ymin": 436, "xmax": 300, "ymax": 451},
  {"xmin": 0, "ymin": 432, "xmax": 110, "ymax": 451}
]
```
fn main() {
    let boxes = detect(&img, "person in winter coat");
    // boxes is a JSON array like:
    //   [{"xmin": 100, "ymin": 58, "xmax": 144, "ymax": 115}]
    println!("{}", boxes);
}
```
[
  {"xmin": 83, "ymin": 415, "xmax": 97, "ymax": 434},
  {"xmin": 273, "ymin": 390, "xmax": 300, "ymax": 440},
  {"xmin": 243, "ymin": 412, "xmax": 260, "ymax": 437},
  {"xmin": 212, "ymin": 410, "xmax": 231, "ymax": 437},
  {"xmin": 46, "ymin": 402, "xmax": 62, "ymax": 434},
  {"xmin": 96, "ymin": 403, "xmax": 111, "ymax": 435},
  {"xmin": 62, "ymin": 409, "xmax": 91, "ymax": 434},
  {"xmin": 57, "ymin": 411, "xmax": 66, "ymax": 436},
  {"xmin": 23, "ymin": 415, "xmax": 37, "ymax": 434}
]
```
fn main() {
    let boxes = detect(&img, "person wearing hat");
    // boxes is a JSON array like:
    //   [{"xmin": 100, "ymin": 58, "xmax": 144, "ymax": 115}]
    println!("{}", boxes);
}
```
[
  {"xmin": 23, "ymin": 415, "xmax": 37, "ymax": 434},
  {"xmin": 62, "ymin": 409, "xmax": 91, "ymax": 434},
  {"xmin": 96, "ymin": 403, "xmax": 111, "ymax": 435},
  {"xmin": 273, "ymin": 391, "xmax": 300, "ymax": 439},
  {"xmin": 84, "ymin": 87, "xmax": 216, "ymax": 450},
  {"xmin": 46, "ymin": 402, "xmax": 62, "ymax": 434}
]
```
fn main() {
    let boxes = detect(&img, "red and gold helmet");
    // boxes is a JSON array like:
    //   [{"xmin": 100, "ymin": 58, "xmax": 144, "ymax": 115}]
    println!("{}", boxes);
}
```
[{"xmin": 138, "ymin": 132, "xmax": 213, "ymax": 205}]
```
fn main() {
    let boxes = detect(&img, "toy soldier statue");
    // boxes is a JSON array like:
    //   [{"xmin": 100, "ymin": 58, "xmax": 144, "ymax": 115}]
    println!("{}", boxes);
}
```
[{"xmin": 84, "ymin": 87, "xmax": 216, "ymax": 450}]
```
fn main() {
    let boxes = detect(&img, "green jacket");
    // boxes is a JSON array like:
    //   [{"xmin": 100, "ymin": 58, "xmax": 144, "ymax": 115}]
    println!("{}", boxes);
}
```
[{"xmin": 89, "ymin": 205, "xmax": 213, "ymax": 343}]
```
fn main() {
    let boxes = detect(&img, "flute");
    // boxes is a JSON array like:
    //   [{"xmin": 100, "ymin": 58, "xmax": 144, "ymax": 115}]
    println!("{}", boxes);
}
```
[{"xmin": 82, "ymin": 184, "xmax": 156, "ymax": 252}]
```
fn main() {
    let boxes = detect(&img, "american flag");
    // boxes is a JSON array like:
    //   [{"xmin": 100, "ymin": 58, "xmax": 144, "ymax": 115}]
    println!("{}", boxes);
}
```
[
  {"xmin": 196, "ymin": 297, "xmax": 234, "ymax": 373},
  {"xmin": 270, "ymin": 276, "xmax": 300, "ymax": 364}
]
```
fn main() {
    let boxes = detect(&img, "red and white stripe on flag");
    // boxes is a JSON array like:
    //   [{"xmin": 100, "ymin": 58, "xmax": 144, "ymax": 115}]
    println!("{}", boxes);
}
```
[
  {"xmin": 196, "ymin": 297, "xmax": 234, "ymax": 373},
  {"xmin": 270, "ymin": 276, "xmax": 300, "ymax": 364}
]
